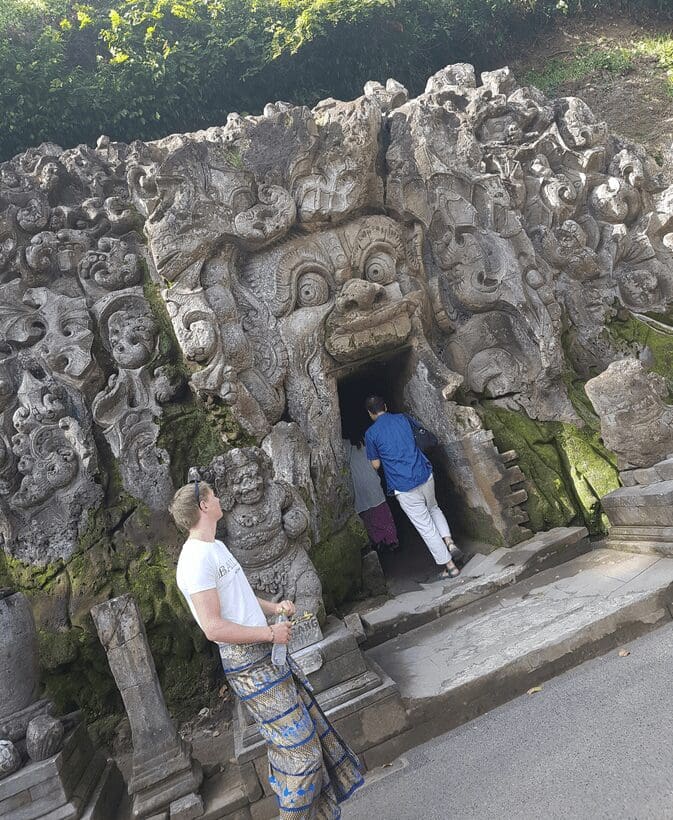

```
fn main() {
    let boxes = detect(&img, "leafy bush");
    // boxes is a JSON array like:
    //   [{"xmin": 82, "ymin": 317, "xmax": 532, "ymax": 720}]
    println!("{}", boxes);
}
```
[{"xmin": 0, "ymin": 0, "xmax": 672, "ymax": 160}]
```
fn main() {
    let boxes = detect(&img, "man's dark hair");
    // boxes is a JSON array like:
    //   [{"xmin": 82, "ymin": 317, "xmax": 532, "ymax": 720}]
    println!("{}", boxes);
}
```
[{"xmin": 365, "ymin": 395, "xmax": 387, "ymax": 415}]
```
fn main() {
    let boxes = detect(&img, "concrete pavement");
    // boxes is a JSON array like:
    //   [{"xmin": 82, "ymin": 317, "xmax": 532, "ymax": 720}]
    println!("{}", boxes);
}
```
[{"xmin": 345, "ymin": 621, "xmax": 673, "ymax": 819}]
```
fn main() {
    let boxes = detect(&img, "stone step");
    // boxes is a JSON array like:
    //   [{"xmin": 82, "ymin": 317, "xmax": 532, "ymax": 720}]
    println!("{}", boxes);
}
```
[
  {"xmin": 360, "ymin": 525, "xmax": 589, "ymax": 648},
  {"xmin": 365, "ymin": 548, "xmax": 673, "ymax": 762}
]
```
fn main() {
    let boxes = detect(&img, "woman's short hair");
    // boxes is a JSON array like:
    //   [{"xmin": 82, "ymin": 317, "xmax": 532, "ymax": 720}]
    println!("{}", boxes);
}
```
[{"xmin": 169, "ymin": 481, "xmax": 212, "ymax": 532}]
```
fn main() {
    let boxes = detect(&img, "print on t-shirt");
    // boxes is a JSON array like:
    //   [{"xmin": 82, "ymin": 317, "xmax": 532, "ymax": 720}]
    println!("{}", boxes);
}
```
[{"xmin": 217, "ymin": 554, "xmax": 239, "ymax": 580}]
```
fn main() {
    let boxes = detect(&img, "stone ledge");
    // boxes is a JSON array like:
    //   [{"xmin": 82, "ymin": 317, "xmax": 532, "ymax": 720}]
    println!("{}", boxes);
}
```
[
  {"xmin": 359, "ymin": 526, "xmax": 589, "ymax": 648},
  {"xmin": 367, "ymin": 549, "xmax": 673, "ymax": 749}
]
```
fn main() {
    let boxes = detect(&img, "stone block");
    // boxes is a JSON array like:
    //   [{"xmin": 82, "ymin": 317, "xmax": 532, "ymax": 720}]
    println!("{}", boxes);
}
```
[
  {"xmin": 308, "ymin": 649, "xmax": 368, "ymax": 694},
  {"xmin": 252, "ymin": 759, "xmax": 274, "ymax": 797},
  {"xmin": 200, "ymin": 768, "xmax": 248, "ymax": 820},
  {"xmin": 343, "ymin": 613, "xmax": 366, "ymax": 644},
  {"xmin": 249, "ymin": 793, "xmax": 278, "ymax": 820},
  {"xmin": 170, "ymin": 792, "xmax": 204, "ymax": 820},
  {"xmin": 653, "ymin": 458, "xmax": 673, "ymax": 482},
  {"xmin": 332, "ymin": 694, "xmax": 409, "ymax": 753},
  {"xmin": 0, "ymin": 789, "xmax": 31, "ymax": 816},
  {"xmin": 238, "ymin": 762, "xmax": 263, "ymax": 803}
]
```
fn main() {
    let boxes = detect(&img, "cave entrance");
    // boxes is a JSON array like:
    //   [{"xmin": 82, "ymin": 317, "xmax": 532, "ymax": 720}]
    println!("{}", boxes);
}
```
[{"xmin": 337, "ymin": 351, "xmax": 461, "ymax": 594}]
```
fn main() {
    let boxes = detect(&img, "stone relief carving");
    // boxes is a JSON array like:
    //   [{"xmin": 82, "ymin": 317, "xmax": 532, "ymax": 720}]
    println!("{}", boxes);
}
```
[
  {"xmin": 198, "ymin": 447, "xmax": 322, "ymax": 619},
  {"xmin": 3, "ymin": 62, "xmax": 673, "ymax": 563},
  {"xmin": 585, "ymin": 358, "xmax": 673, "ymax": 471}
]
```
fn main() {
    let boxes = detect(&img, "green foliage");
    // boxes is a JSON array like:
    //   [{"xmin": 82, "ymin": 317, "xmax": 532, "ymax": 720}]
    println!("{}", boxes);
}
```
[
  {"xmin": 631, "ymin": 34, "xmax": 673, "ymax": 97},
  {"xmin": 5, "ymin": 0, "xmax": 669, "ymax": 159},
  {"xmin": 523, "ymin": 45, "xmax": 634, "ymax": 93}
]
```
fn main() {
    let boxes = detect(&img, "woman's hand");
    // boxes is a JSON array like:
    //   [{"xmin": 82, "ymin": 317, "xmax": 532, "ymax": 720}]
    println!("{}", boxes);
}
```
[
  {"xmin": 270, "ymin": 621, "xmax": 292, "ymax": 645},
  {"xmin": 275, "ymin": 600, "xmax": 296, "ymax": 617}
]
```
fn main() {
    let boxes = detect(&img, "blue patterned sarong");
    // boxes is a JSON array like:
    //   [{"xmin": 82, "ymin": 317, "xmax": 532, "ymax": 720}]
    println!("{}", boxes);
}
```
[{"xmin": 221, "ymin": 643, "xmax": 364, "ymax": 818}]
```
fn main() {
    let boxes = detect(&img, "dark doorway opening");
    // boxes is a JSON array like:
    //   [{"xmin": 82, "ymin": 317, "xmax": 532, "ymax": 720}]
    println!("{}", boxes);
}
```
[{"xmin": 336, "ymin": 351, "xmax": 456, "ymax": 594}]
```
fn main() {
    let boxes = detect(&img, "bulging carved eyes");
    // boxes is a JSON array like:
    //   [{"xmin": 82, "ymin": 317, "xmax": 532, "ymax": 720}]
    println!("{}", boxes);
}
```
[
  {"xmin": 364, "ymin": 252, "xmax": 396, "ymax": 285},
  {"xmin": 296, "ymin": 271, "xmax": 330, "ymax": 308}
]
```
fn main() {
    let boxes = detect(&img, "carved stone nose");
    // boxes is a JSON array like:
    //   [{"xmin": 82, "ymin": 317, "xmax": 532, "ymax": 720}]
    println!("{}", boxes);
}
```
[{"xmin": 336, "ymin": 279, "xmax": 387, "ymax": 313}]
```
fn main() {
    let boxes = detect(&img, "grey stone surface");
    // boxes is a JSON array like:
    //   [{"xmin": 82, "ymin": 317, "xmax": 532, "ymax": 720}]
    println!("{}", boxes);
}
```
[
  {"xmin": 586, "ymin": 359, "xmax": 673, "ymax": 470},
  {"xmin": 344, "ymin": 622, "xmax": 673, "ymax": 820},
  {"xmin": 26, "ymin": 716, "xmax": 64, "ymax": 762},
  {"xmin": 360, "ymin": 551, "xmax": 387, "ymax": 597},
  {"xmin": 0, "ymin": 723, "xmax": 120, "ymax": 820},
  {"xmin": 0, "ymin": 741, "xmax": 21, "ymax": 779},
  {"xmin": 90, "ymin": 594, "xmax": 202, "ymax": 819},
  {"xmin": 0, "ymin": 591, "xmax": 40, "ymax": 724},
  {"xmin": 367, "ymin": 548, "xmax": 673, "ymax": 738},
  {"xmin": 360, "ymin": 525, "xmax": 589, "ymax": 646}
]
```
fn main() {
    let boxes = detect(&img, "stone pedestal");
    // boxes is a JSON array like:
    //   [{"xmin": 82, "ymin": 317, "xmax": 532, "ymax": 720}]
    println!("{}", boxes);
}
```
[
  {"xmin": 91, "ymin": 594, "xmax": 203, "ymax": 819},
  {"xmin": 602, "ymin": 459, "xmax": 673, "ymax": 555},
  {"xmin": 0, "ymin": 722, "xmax": 122, "ymax": 820},
  {"xmin": 233, "ymin": 616, "xmax": 410, "ymax": 803},
  {"xmin": 0, "ymin": 590, "xmax": 123, "ymax": 820}
]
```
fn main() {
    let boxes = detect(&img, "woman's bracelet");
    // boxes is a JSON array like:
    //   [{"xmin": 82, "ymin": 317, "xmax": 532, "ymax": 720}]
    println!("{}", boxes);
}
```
[{"xmin": 268, "ymin": 624, "xmax": 275, "ymax": 643}]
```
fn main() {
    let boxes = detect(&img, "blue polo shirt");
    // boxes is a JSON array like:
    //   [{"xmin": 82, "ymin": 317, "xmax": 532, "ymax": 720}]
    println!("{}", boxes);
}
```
[{"xmin": 365, "ymin": 413, "xmax": 432, "ymax": 493}]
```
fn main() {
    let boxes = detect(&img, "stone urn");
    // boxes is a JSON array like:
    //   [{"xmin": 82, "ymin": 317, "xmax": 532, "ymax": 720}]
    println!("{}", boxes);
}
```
[{"xmin": 0, "ymin": 589, "xmax": 40, "ymax": 721}]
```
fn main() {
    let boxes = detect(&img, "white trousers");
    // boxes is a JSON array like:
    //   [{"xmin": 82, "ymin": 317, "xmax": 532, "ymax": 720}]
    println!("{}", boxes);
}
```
[{"xmin": 396, "ymin": 474, "xmax": 453, "ymax": 565}]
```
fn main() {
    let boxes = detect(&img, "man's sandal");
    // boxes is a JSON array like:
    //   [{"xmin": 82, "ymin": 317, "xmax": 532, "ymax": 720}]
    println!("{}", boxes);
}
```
[{"xmin": 438, "ymin": 566, "xmax": 461, "ymax": 580}]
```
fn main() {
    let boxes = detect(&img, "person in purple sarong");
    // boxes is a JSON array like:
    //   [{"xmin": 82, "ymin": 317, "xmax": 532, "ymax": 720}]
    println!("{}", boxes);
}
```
[{"xmin": 344, "ymin": 432, "xmax": 399, "ymax": 554}]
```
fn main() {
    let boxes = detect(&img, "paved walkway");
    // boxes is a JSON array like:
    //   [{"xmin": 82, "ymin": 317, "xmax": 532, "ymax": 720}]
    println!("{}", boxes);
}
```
[{"xmin": 345, "ymin": 621, "xmax": 673, "ymax": 819}]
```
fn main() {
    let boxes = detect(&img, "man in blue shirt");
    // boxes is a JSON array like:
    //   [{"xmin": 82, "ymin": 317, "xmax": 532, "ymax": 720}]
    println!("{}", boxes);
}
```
[{"xmin": 364, "ymin": 395, "xmax": 460, "ymax": 579}]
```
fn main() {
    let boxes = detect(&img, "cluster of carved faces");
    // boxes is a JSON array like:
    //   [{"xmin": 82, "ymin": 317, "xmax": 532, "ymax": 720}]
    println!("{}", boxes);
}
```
[
  {"xmin": 0, "ymin": 141, "xmax": 172, "ymax": 561},
  {"xmin": 4, "ymin": 62, "xmax": 673, "ymax": 563}
]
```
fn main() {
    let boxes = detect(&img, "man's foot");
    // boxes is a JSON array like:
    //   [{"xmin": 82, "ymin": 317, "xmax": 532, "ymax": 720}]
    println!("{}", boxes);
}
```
[{"xmin": 438, "ymin": 561, "xmax": 461, "ymax": 579}]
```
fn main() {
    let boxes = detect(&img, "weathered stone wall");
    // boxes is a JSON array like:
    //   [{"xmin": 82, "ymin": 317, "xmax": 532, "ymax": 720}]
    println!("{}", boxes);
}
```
[{"xmin": 3, "ymin": 61, "xmax": 673, "ymax": 728}]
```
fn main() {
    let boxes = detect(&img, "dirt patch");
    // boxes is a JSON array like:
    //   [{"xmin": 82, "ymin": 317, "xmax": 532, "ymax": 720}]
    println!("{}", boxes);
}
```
[{"xmin": 508, "ymin": 14, "xmax": 673, "ymax": 158}]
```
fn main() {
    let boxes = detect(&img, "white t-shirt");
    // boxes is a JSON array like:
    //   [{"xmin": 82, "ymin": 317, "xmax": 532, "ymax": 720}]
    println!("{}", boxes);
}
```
[{"xmin": 176, "ymin": 538, "xmax": 267, "ymax": 645}]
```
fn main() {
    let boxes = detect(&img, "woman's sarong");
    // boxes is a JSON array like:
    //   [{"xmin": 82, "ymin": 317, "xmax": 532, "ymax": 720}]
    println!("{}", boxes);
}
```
[
  {"xmin": 360, "ymin": 501, "xmax": 398, "ymax": 546},
  {"xmin": 220, "ymin": 643, "xmax": 364, "ymax": 819}
]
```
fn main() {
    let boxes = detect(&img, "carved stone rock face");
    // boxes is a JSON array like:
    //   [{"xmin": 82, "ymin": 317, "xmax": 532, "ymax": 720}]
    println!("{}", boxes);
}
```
[
  {"xmin": 585, "ymin": 359, "xmax": 673, "ymax": 470},
  {"xmin": 3, "ymin": 62, "xmax": 673, "ymax": 563}
]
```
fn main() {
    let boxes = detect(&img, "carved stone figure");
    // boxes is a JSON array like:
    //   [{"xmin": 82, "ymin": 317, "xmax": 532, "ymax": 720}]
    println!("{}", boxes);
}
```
[
  {"xmin": 200, "ymin": 447, "xmax": 322, "ymax": 618},
  {"xmin": 92, "ymin": 290, "xmax": 176, "ymax": 509},
  {"xmin": 26, "ymin": 714, "xmax": 64, "ymax": 761},
  {"xmin": 585, "ymin": 358, "xmax": 673, "ymax": 470}
]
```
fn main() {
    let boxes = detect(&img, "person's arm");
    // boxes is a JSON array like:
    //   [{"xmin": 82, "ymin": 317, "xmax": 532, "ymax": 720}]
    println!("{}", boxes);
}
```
[
  {"xmin": 365, "ymin": 430, "xmax": 381, "ymax": 471},
  {"xmin": 190, "ymin": 589, "xmax": 291, "ymax": 644},
  {"xmin": 257, "ymin": 597, "xmax": 296, "ymax": 618}
]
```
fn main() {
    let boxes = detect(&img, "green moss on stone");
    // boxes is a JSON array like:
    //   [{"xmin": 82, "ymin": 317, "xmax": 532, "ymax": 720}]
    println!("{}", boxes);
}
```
[
  {"xmin": 478, "ymin": 387, "xmax": 620, "ymax": 535},
  {"xmin": 312, "ymin": 515, "xmax": 366, "ymax": 613},
  {"xmin": 608, "ymin": 313, "xmax": 673, "ymax": 392}
]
